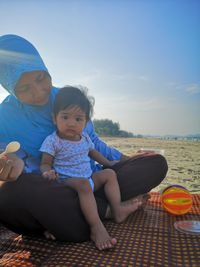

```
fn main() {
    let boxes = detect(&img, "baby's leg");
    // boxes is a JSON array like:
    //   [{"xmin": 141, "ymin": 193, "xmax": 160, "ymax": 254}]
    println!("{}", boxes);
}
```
[
  {"xmin": 93, "ymin": 169, "xmax": 144, "ymax": 223},
  {"xmin": 64, "ymin": 178, "xmax": 117, "ymax": 250}
]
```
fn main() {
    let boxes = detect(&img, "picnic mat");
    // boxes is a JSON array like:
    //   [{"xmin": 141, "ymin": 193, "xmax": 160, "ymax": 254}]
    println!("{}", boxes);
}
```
[{"xmin": 0, "ymin": 192, "xmax": 200, "ymax": 267}]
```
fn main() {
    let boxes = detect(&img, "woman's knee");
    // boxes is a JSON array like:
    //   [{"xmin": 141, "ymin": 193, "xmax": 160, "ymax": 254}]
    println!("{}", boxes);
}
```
[
  {"xmin": 58, "ymin": 224, "xmax": 90, "ymax": 242},
  {"xmin": 154, "ymin": 154, "xmax": 168, "ymax": 178},
  {"xmin": 52, "ymin": 214, "xmax": 90, "ymax": 242},
  {"xmin": 144, "ymin": 154, "xmax": 168, "ymax": 188}
]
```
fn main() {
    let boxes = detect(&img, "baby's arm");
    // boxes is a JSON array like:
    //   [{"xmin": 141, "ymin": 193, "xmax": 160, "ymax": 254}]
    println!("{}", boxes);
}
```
[
  {"xmin": 40, "ymin": 153, "xmax": 58, "ymax": 180},
  {"xmin": 89, "ymin": 149, "xmax": 119, "ymax": 167}
]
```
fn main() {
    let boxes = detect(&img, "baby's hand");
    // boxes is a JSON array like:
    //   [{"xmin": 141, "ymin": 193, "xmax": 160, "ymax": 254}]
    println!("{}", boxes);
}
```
[{"xmin": 42, "ymin": 170, "xmax": 58, "ymax": 180}]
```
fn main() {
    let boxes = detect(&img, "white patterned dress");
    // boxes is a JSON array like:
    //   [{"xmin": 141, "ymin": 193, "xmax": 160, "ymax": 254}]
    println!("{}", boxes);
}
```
[{"xmin": 40, "ymin": 131, "xmax": 95, "ymax": 190}]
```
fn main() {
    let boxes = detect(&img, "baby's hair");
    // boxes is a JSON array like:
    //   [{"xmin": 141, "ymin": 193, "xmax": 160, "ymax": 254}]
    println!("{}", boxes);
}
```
[{"xmin": 53, "ymin": 86, "xmax": 95, "ymax": 121}]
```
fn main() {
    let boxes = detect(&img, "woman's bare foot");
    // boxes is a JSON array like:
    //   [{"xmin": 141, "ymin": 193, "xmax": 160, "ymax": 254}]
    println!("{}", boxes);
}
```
[
  {"xmin": 44, "ymin": 230, "xmax": 56, "ymax": 240},
  {"xmin": 90, "ymin": 221, "xmax": 117, "ymax": 250}
]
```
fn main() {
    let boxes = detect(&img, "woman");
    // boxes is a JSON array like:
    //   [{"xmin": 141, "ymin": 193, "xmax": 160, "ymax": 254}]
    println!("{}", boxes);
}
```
[{"xmin": 0, "ymin": 34, "xmax": 168, "ymax": 242}]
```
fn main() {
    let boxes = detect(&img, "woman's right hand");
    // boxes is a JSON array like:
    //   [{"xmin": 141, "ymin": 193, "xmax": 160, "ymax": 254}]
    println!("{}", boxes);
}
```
[{"xmin": 0, "ymin": 154, "xmax": 24, "ymax": 181}]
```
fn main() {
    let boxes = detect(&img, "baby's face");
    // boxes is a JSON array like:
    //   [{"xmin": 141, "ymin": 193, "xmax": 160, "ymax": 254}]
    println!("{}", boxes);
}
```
[{"xmin": 55, "ymin": 105, "xmax": 87, "ymax": 141}]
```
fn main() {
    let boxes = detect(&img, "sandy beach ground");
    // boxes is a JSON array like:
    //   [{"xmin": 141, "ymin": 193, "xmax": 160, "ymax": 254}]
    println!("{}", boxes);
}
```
[{"xmin": 102, "ymin": 137, "xmax": 200, "ymax": 194}]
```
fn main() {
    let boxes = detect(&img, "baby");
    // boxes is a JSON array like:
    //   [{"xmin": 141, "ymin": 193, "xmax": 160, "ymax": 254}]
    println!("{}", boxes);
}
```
[{"xmin": 40, "ymin": 86, "xmax": 142, "ymax": 250}]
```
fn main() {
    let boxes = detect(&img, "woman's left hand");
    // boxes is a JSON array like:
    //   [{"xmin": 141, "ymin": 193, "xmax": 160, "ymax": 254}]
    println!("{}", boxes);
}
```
[
  {"xmin": 120, "ymin": 151, "xmax": 157, "ymax": 161},
  {"xmin": 132, "ymin": 151, "xmax": 157, "ymax": 158}
]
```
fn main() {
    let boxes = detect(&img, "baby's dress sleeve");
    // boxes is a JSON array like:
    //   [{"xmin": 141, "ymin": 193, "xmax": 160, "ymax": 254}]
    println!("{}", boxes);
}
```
[
  {"xmin": 84, "ymin": 134, "xmax": 95, "ymax": 151},
  {"xmin": 39, "ymin": 134, "xmax": 56, "ymax": 157}
]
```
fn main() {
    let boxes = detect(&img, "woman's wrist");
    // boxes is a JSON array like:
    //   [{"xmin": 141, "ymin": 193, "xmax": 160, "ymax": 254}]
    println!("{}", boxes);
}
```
[{"xmin": 120, "ymin": 154, "xmax": 130, "ymax": 161}]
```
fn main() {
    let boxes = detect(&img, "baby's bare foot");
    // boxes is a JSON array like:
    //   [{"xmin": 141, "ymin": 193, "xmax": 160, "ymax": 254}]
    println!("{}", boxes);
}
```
[
  {"xmin": 139, "ymin": 193, "xmax": 150, "ymax": 209},
  {"xmin": 114, "ymin": 194, "xmax": 145, "ymax": 223},
  {"xmin": 90, "ymin": 222, "xmax": 117, "ymax": 250},
  {"xmin": 105, "ymin": 194, "xmax": 150, "ymax": 221}
]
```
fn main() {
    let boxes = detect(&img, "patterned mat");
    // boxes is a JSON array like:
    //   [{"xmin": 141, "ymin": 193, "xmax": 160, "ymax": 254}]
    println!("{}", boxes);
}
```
[{"xmin": 0, "ymin": 192, "xmax": 200, "ymax": 267}]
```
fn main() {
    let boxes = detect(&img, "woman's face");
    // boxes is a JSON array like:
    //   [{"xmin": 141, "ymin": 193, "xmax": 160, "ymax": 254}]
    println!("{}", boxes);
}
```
[{"xmin": 15, "ymin": 71, "xmax": 52, "ymax": 105}]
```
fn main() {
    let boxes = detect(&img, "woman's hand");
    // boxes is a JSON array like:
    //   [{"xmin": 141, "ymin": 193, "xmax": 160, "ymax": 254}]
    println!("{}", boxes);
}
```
[
  {"xmin": 136, "ymin": 150, "xmax": 158, "ymax": 156},
  {"xmin": 120, "ymin": 151, "xmax": 157, "ymax": 161},
  {"xmin": 109, "ymin": 160, "xmax": 120, "ymax": 166},
  {"xmin": 120, "ymin": 154, "xmax": 130, "ymax": 161},
  {"xmin": 131, "ymin": 150, "xmax": 157, "ymax": 159},
  {"xmin": 0, "ymin": 154, "xmax": 24, "ymax": 181}
]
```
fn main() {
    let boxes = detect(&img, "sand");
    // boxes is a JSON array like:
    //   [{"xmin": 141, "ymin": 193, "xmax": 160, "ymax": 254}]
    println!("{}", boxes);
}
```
[{"xmin": 102, "ymin": 137, "xmax": 200, "ymax": 193}]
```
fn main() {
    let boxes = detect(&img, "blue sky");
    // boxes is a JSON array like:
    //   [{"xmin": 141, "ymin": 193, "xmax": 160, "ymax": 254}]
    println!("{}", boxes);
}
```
[{"xmin": 0, "ymin": 0, "xmax": 199, "ymax": 135}]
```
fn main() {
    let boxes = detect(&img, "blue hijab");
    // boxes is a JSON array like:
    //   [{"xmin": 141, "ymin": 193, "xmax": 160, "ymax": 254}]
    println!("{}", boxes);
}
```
[{"xmin": 0, "ymin": 34, "xmax": 58, "ymax": 157}]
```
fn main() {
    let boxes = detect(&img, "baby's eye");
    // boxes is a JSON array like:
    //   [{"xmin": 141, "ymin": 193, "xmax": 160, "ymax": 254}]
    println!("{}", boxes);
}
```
[
  {"xmin": 63, "ymin": 115, "xmax": 68, "ymax": 120},
  {"xmin": 76, "ymin": 117, "xmax": 82, "ymax": 122}
]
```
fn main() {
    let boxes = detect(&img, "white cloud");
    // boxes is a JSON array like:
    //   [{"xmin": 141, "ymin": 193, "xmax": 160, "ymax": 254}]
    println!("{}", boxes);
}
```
[
  {"xmin": 185, "ymin": 83, "xmax": 200, "ymax": 95},
  {"xmin": 109, "ymin": 95, "xmax": 166, "ymax": 112},
  {"xmin": 75, "ymin": 70, "xmax": 150, "ymax": 85},
  {"xmin": 138, "ymin": 75, "xmax": 149, "ymax": 81},
  {"xmin": 76, "ymin": 70, "xmax": 102, "ymax": 84},
  {"xmin": 167, "ymin": 82, "xmax": 200, "ymax": 95}
]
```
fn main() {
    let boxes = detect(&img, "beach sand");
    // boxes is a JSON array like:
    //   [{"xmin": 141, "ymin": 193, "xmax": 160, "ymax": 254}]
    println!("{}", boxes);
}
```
[{"xmin": 102, "ymin": 137, "xmax": 200, "ymax": 193}]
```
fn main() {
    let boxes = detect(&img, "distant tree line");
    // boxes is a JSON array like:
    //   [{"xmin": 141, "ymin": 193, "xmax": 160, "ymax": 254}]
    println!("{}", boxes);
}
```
[
  {"xmin": 93, "ymin": 120, "xmax": 200, "ymax": 140},
  {"xmin": 93, "ymin": 119, "xmax": 134, "ymax": 137}
]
